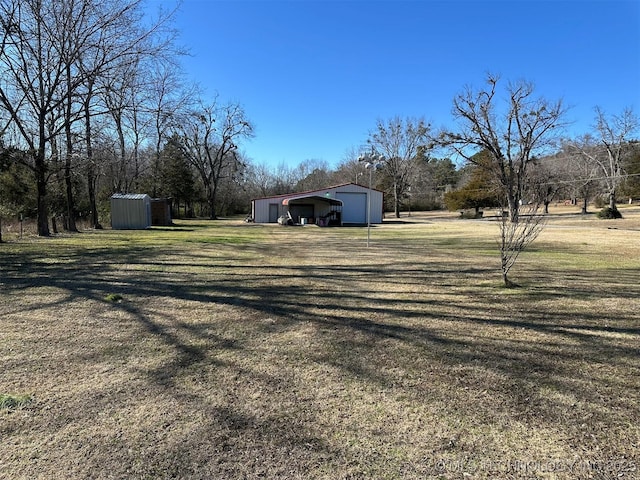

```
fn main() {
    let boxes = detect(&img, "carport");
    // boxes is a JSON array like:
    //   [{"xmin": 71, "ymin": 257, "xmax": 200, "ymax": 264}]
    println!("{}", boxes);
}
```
[{"xmin": 282, "ymin": 194, "xmax": 343, "ymax": 226}]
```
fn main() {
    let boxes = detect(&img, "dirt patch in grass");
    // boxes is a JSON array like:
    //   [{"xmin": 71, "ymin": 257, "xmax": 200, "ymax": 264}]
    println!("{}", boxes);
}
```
[{"xmin": 1, "ymin": 210, "xmax": 638, "ymax": 479}]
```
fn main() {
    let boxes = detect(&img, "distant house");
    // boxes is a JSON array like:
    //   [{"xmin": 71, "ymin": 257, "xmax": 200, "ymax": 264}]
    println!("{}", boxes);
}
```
[
  {"xmin": 251, "ymin": 183, "xmax": 384, "ymax": 225},
  {"xmin": 110, "ymin": 193, "xmax": 151, "ymax": 230}
]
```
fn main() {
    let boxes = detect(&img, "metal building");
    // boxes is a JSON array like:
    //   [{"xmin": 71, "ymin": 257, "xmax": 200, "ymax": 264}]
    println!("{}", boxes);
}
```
[
  {"xmin": 110, "ymin": 193, "xmax": 152, "ymax": 230},
  {"xmin": 251, "ymin": 183, "xmax": 384, "ymax": 225}
]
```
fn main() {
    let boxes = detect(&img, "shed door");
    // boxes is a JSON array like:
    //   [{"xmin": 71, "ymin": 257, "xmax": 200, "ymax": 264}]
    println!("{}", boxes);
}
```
[
  {"xmin": 336, "ymin": 192, "xmax": 367, "ymax": 224},
  {"xmin": 268, "ymin": 203, "xmax": 279, "ymax": 223}
]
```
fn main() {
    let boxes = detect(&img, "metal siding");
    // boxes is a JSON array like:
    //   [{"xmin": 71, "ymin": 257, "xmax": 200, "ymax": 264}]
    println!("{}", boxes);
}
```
[
  {"xmin": 332, "ymin": 185, "xmax": 383, "ymax": 224},
  {"xmin": 335, "ymin": 192, "xmax": 367, "ymax": 223},
  {"xmin": 268, "ymin": 203, "xmax": 279, "ymax": 223},
  {"xmin": 252, "ymin": 198, "xmax": 276, "ymax": 223},
  {"xmin": 110, "ymin": 194, "xmax": 151, "ymax": 229},
  {"xmin": 369, "ymin": 190, "xmax": 383, "ymax": 223}
]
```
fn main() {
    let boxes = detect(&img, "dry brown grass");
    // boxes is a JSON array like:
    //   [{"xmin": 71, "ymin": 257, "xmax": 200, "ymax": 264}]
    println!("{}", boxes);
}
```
[{"xmin": 1, "ymin": 206, "xmax": 639, "ymax": 479}]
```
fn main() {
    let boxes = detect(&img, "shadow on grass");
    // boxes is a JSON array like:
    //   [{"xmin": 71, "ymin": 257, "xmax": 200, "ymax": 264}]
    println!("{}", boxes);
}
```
[{"xmin": 1, "ymin": 233, "xmax": 638, "ymax": 475}]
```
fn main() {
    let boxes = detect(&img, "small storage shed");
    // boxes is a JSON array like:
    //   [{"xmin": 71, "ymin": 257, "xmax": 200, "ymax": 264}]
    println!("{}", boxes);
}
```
[
  {"xmin": 251, "ymin": 183, "xmax": 383, "ymax": 225},
  {"xmin": 151, "ymin": 198, "xmax": 172, "ymax": 226},
  {"xmin": 110, "ymin": 193, "xmax": 152, "ymax": 230}
]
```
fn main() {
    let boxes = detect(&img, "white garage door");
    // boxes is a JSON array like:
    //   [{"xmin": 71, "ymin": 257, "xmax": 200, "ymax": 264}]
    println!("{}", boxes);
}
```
[{"xmin": 336, "ymin": 192, "xmax": 367, "ymax": 224}]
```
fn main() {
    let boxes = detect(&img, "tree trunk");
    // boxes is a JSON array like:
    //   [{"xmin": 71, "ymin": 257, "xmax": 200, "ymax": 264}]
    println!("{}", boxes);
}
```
[
  {"xmin": 503, "ymin": 272, "xmax": 517, "ymax": 288},
  {"xmin": 35, "ymin": 152, "xmax": 50, "ymax": 237},
  {"xmin": 394, "ymin": 182, "xmax": 400, "ymax": 218},
  {"xmin": 85, "ymin": 85, "xmax": 102, "ymax": 230},
  {"xmin": 209, "ymin": 195, "xmax": 217, "ymax": 220},
  {"xmin": 116, "ymin": 118, "xmax": 128, "ymax": 190},
  {"xmin": 64, "ymin": 62, "xmax": 78, "ymax": 233},
  {"xmin": 609, "ymin": 190, "xmax": 617, "ymax": 211},
  {"xmin": 208, "ymin": 174, "xmax": 220, "ymax": 219},
  {"xmin": 581, "ymin": 197, "xmax": 588, "ymax": 214},
  {"xmin": 508, "ymin": 199, "xmax": 519, "ymax": 223},
  {"xmin": 502, "ymin": 183, "xmax": 520, "ymax": 223},
  {"xmin": 64, "ymin": 159, "xmax": 78, "ymax": 232},
  {"xmin": 87, "ymin": 167, "xmax": 101, "ymax": 229}
]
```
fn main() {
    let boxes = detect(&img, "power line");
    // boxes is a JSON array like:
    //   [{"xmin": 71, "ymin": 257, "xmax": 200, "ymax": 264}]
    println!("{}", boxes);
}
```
[{"xmin": 440, "ymin": 172, "xmax": 640, "ymax": 195}]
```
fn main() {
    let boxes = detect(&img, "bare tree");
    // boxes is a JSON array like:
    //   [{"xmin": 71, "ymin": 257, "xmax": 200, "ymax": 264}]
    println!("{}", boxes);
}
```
[
  {"xmin": 0, "ymin": 0, "xmax": 69, "ymax": 235},
  {"xmin": 79, "ymin": 0, "xmax": 183, "ymax": 224},
  {"xmin": 368, "ymin": 116, "xmax": 431, "ymax": 218},
  {"xmin": 0, "ymin": 0, "xmax": 182, "ymax": 235},
  {"xmin": 75, "ymin": 6, "xmax": 138, "ymax": 228},
  {"xmin": 244, "ymin": 162, "xmax": 278, "ymax": 198},
  {"xmin": 177, "ymin": 98, "xmax": 254, "ymax": 219},
  {"xmin": 438, "ymin": 75, "xmax": 563, "ymax": 286},
  {"xmin": 527, "ymin": 156, "xmax": 566, "ymax": 214},
  {"xmin": 440, "ymin": 74, "xmax": 567, "ymax": 222},
  {"xmin": 331, "ymin": 146, "xmax": 364, "ymax": 186},
  {"xmin": 100, "ymin": 61, "xmax": 143, "ymax": 191},
  {"xmin": 144, "ymin": 63, "xmax": 196, "ymax": 197},
  {"xmin": 272, "ymin": 161, "xmax": 300, "ymax": 194},
  {"xmin": 498, "ymin": 203, "xmax": 546, "ymax": 287},
  {"xmin": 572, "ymin": 107, "xmax": 639, "ymax": 216},
  {"xmin": 557, "ymin": 139, "xmax": 601, "ymax": 214},
  {"xmin": 294, "ymin": 158, "xmax": 331, "ymax": 191}
]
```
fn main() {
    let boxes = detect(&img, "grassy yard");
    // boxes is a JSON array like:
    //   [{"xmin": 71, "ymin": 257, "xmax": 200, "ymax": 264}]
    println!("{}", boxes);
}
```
[{"xmin": 1, "ymin": 207, "xmax": 639, "ymax": 479}]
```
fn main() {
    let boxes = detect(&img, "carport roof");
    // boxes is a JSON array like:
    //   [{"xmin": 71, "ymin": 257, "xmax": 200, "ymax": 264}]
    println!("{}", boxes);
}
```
[{"xmin": 282, "ymin": 194, "xmax": 343, "ymax": 206}]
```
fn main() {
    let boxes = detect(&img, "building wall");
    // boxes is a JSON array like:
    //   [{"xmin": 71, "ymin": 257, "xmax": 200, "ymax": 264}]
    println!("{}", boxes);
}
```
[{"xmin": 253, "ymin": 199, "xmax": 281, "ymax": 223}]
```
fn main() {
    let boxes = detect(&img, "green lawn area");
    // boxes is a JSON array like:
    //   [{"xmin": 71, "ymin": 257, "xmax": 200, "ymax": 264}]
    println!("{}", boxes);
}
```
[{"xmin": 1, "ymin": 208, "xmax": 639, "ymax": 479}]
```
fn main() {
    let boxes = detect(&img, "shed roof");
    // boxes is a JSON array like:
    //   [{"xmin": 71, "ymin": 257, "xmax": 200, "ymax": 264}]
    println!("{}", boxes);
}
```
[{"xmin": 111, "ymin": 193, "xmax": 150, "ymax": 200}]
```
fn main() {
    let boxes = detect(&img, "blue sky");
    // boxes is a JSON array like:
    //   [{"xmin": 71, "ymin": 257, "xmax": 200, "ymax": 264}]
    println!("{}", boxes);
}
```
[{"xmin": 156, "ymin": 0, "xmax": 640, "ymax": 168}]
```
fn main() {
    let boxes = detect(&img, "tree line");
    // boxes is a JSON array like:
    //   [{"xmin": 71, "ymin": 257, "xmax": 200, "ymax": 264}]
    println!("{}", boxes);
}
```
[{"xmin": 1, "ymin": 0, "xmax": 639, "ymax": 239}]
